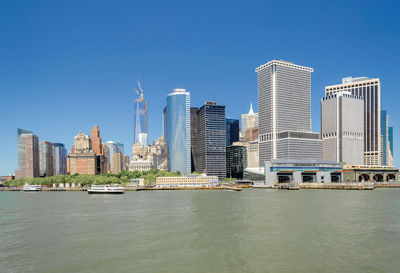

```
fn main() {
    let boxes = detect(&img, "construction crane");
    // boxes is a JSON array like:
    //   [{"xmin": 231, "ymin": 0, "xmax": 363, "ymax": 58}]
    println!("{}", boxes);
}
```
[{"xmin": 135, "ymin": 79, "xmax": 144, "ymax": 100}]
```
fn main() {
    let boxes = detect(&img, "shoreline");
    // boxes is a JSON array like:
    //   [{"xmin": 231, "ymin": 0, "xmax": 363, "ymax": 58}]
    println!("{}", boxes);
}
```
[{"xmin": 2, "ymin": 182, "xmax": 400, "ymax": 191}]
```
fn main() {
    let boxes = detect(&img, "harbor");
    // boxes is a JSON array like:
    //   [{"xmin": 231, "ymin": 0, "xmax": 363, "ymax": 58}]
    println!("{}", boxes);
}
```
[{"xmin": 2, "ymin": 189, "xmax": 400, "ymax": 273}]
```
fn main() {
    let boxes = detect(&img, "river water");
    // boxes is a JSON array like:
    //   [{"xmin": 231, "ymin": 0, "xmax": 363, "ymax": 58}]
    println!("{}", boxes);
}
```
[{"xmin": 1, "ymin": 189, "xmax": 400, "ymax": 273}]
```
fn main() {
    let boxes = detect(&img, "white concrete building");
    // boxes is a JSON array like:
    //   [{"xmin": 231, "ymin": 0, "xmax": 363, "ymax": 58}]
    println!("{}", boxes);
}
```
[
  {"xmin": 321, "ymin": 91, "xmax": 364, "ymax": 165},
  {"xmin": 325, "ymin": 77, "xmax": 381, "ymax": 165},
  {"xmin": 256, "ymin": 60, "xmax": 322, "ymax": 165}
]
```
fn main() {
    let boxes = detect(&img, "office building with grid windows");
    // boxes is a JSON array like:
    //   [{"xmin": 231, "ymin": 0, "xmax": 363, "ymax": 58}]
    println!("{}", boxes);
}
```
[
  {"xmin": 256, "ymin": 60, "xmax": 322, "ymax": 166},
  {"xmin": 325, "ymin": 77, "xmax": 381, "ymax": 165},
  {"xmin": 191, "ymin": 102, "xmax": 226, "ymax": 179}
]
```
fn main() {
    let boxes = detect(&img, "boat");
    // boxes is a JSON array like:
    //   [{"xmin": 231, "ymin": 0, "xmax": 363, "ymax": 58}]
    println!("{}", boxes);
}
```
[
  {"xmin": 22, "ymin": 183, "xmax": 42, "ymax": 191},
  {"xmin": 87, "ymin": 185, "xmax": 124, "ymax": 194}
]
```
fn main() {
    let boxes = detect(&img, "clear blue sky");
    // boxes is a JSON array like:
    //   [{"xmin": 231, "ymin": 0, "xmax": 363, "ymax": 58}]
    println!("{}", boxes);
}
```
[{"xmin": 1, "ymin": 0, "xmax": 399, "ymax": 174}]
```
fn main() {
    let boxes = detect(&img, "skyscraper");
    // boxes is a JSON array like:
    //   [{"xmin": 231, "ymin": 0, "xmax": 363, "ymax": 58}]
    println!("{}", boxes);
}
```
[
  {"xmin": 256, "ymin": 60, "xmax": 322, "ymax": 165},
  {"xmin": 381, "ymin": 110, "xmax": 394, "ymax": 166},
  {"xmin": 191, "ymin": 102, "xmax": 226, "ymax": 179},
  {"xmin": 166, "ymin": 88, "xmax": 191, "ymax": 174},
  {"xmin": 321, "ymin": 92, "xmax": 364, "ymax": 165},
  {"xmin": 133, "ymin": 81, "xmax": 148, "ymax": 145},
  {"xmin": 226, "ymin": 118, "xmax": 239, "ymax": 146},
  {"xmin": 40, "ymin": 141, "xmax": 54, "ymax": 177},
  {"xmin": 241, "ymin": 103, "xmax": 259, "ymax": 135},
  {"xmin": 90, "ymin": 125, "xmax": 102, "ymax": 155},
  {"xmin": 116, "ymin": 143, "xmax": 125, "ymax": 154},
  {"xmin": 15, "ymin": 128, "xmax": 40, "ymax": 179},
  {"xmin": 53, "ymin": 143, "xmax": 67, "ymax": 175},
  {"xmin": 325, "ymin": 77, "xmax": 381, "ymax": 165},
  {"xmin": 190, "ymin": 107, "xmax": 200, "ymax": 172},
  {"xmin": 105, "ymin": 141, "xmax": 118, "ymax": 173}
]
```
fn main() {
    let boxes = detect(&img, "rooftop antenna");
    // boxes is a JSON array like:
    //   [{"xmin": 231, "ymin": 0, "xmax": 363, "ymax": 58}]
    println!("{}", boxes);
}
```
[{"xmin": 135, "ymin": 79, "xmax": 144, "ymax": 100}]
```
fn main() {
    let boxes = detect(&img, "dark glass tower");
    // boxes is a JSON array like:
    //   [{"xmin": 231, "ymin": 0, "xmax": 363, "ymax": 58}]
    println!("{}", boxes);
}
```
[
  {"xmin": 226, "ymin": 145, "xmax": 247, "ymax": 179},
  {"xmin": 226, "ymin": 118, "xmax": 239, "ymax": 146},
  {"xmin": 191, "ymin": 102, "xmax": 226, "ymax": 179}
]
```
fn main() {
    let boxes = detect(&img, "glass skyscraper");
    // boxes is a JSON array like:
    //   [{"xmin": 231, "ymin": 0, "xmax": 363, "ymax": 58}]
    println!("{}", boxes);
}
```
[
  {"xmin": 53, "ymin": 143, "xmax": 67, "ymax": 175},
  {"xmin": 40, "ymin": 141, "xmax": 54, "ymax": 177},
  {"xmin": 133, "ymin": 96, "xmax": 147, "ymax": 145},
  {"xmin": 389, "ymin": 127, "xmax": 394, "ymax": 160},
  {"xmin": 191, "ymin": 102, "xmax": 226, "ymax": 179},
  {"xmin": 226, "ymin": 118, "xmax": 239, "ymax": 146},
  {"xmin": 381, "ymin": 110, "xmax": 394, "ymax": 166},
  {"xmin": 16, "ymin": 128, "xmax": 40, "ymax": 178},
  {"xmin": 105, "ymin": 141, "xmax": 118, "ymax": 172},
  {"xmin": 116, "ymin": 143, "xmax": 125, "ymax": 154},
  {"xmin": 166, "ymin": 88, "xmax": 191, "ymax": 174}
]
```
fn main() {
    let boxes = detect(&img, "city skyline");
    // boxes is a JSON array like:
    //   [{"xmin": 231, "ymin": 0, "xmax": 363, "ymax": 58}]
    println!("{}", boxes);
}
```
[{"xmin": 1, "ymin": 0, "xmax": 400, "ymax": 174}]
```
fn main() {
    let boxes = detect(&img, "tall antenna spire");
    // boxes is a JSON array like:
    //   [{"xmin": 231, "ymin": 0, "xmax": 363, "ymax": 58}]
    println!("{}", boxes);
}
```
[{"xmin": 248, "ymin": 102, "xmax": 255, "ymax": 116}]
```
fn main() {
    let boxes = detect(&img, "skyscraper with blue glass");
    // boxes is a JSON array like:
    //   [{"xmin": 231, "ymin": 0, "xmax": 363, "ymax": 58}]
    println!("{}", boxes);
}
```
[
  {"xmin": 133, "ymin": 83, "xmax": 148, "ymax": 145},
  {"xmin": 226, "ymin": 118, "xmax": 239, "ymax": 146},
  {"xmin": 381, "ymin": 110, "xmax": 394, "ymax": 166},
  {"xmin": 166, "ymin": 88, "xmax": 191, "ymax": 174},
  {"xmin": 53, "ymin": 143, "xmax": 67, "ymax": 175}
]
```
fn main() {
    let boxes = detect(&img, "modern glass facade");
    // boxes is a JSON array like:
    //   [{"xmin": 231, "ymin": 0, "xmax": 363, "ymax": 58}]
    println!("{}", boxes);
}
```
[
  {"xmin": 166, "ymin": 89, "xmax": 191, "ymax": 174},
  {"xmin": 116, "ymin": 143, "xmax": 124, "ymax": 154},
  {"xmin": 389, "ymin": 127, "xmax": 393, "ymax": 157},
  {"xmin": 190, "ymin": 107, "xmax": 200, "ymax": 172},
  {"xmin": 53, "ymin": 143, "xmax": 67, "ymax": 175},
  {"xmin": 106, "ymin": 141, "xmax": 118, "ymax": 173},
  {"xmin": 194, "ymin": 102, "xmax": 226, "ymax": 179},
  {"xmin": 40, "ymin": 141, "xmax": 54, "ymax": 177},
  {"xmin": 16, "ymin": 128, "xmax": 40, "ymax": 178},
  {"xmin": 133, "ymin": 98, "xmax": 148, "ymax": 145},
  {"xmin": 226, "ymin": 118, "xmax": 239, "ymax": 146},
  {"xmin": 226, "ymin": 145, "xmax": 247, "ymax": 179},
  {"xmin": 381, "ymin": 110, "xmax": 388, "ymax": 165},
  {"xmin": 380, "ymin": 111, "xmax": 394, "ymax": 166}
]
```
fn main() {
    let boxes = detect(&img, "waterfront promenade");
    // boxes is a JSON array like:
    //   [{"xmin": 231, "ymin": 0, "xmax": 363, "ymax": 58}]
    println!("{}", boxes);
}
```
[{"xmin": 2, "ymin": 181, "xmax": 400, "ymax": 191}]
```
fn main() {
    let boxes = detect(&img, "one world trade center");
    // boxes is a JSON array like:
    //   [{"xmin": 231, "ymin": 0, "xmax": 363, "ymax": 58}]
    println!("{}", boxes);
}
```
[{"xmin": 133, "ymin": 80, "xmax": 148, "ymax": 145}]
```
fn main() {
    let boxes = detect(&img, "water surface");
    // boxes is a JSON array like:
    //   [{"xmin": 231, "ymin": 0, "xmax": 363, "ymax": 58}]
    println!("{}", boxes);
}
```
[{"xmin": 1, "ymin": 189, "xmax": 400, "ymax": 272}]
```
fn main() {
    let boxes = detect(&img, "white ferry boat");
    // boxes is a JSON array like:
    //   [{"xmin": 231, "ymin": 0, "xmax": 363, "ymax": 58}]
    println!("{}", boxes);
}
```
[
  {"xmin": 87, "ymin": 185, "xmax": 124, "ymax": 194},
  {"xmin": 22, "ymin": 183, "xmax": 42, "ymax": 191}
]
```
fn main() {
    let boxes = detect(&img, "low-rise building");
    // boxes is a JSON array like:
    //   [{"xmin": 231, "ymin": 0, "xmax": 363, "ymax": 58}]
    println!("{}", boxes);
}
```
[
  {"xmin": 0, "ymin": 175, "xmax": 15, "ymax": 185},
  {"xmin": 342, "ymin": 165, "xmax": 398, "ymax": 182},
  {"xmin": 226, "ymin": 142, "xmax": 247, "ymax": 179},
  {"xmin": 129, "ymin": 136, "xmax": 168, "ymax": 171},
  {"xmin": 243, "ymin": 167, "xmax": 265, "ymax": 182},
  {"xmin": 156, "ymin": 175, "xmax": 219, "ymax": 188},
  {"xmin": 129, "ymin": 158, "xmax": 153, "ymax": 171},
  {"xmin": 264, "ymin": 159, "xmax": 342, "ymax": 187}
]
